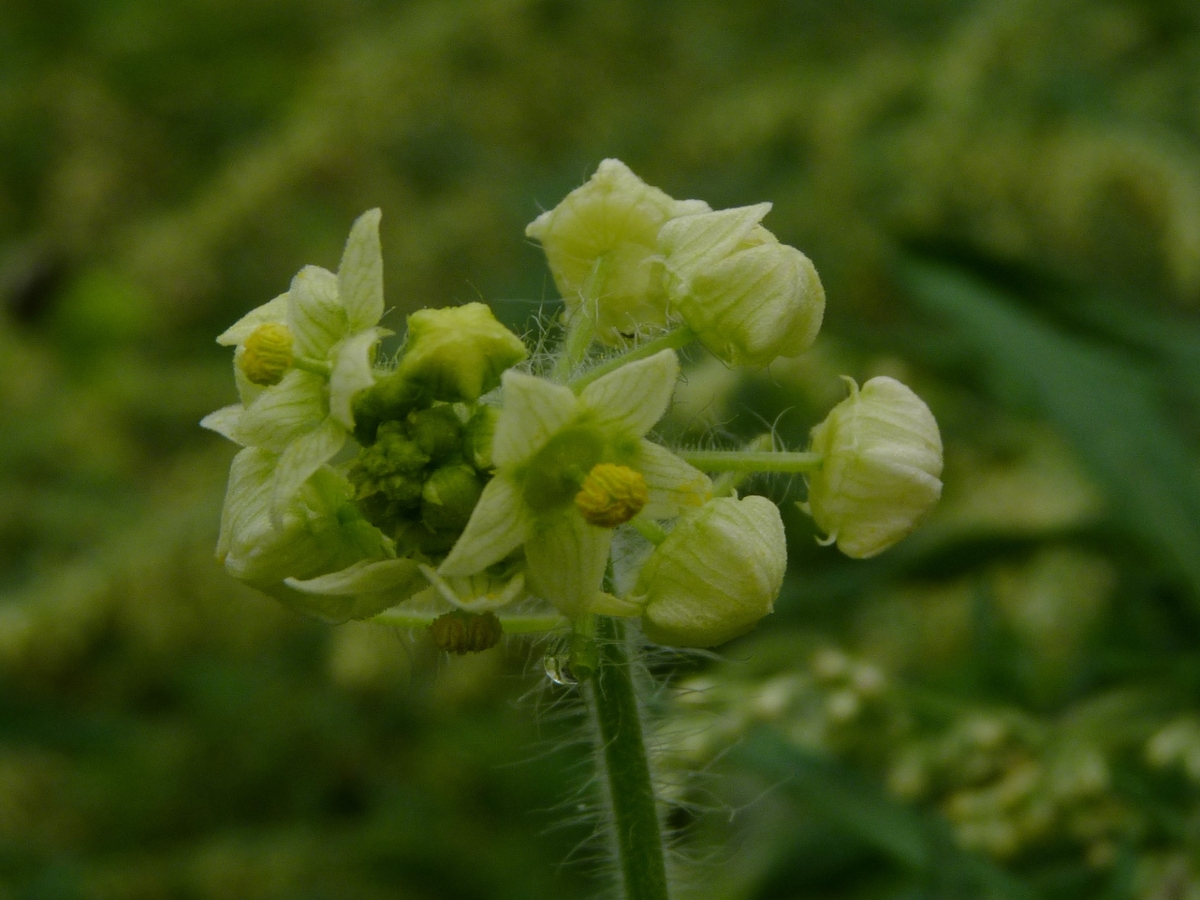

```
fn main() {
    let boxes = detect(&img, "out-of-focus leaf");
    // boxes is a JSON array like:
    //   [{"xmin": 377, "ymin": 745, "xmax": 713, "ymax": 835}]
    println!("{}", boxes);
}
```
[{"xmin": 900, "ymin": 259, "xmax": 1200, "ymax": 602}]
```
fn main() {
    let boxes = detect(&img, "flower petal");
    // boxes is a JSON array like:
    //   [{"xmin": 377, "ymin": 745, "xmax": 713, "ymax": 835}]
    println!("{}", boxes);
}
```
[
  {"xmin": 233, "ymin": 369, "xmax": 327, "ymax": 452},
  {"xmin": 200, "ymin": 404, "xmax": 245, "ymax": 444},
  {"xmin": 285, "ymin": 557, "xmax": 422, "ymax": 597},
  {"xmin": 579, "ymin": 349, "xmax": 679, "ymax": 437},
  {"xmin": 329, "ymin": 327, "xmax": 383, "ymax": 430},
  {"xmin": 659, "ymin": 203, "xmax": 772, "ymax": 283},
  {"xmin": 439, "ymin": 475, "xmax": 534, "ymax": 576},
  {"xmin": 524, "ymin": 510, "xmax": 613, "ymax": 619},
  {"xmin": 288, "ymin": 265, "xmax": 347, "ymax": 358},
  {"xmin": 633, "ymin": 439, "xmax": 712, "ymax": 518},
  {"xmin": 217, "ymin": 293, "xmax": 289, "ymax": 346},
  {"xmin": 271, "ymin": 417, "xmax": 346, "ymax": 526},
  {"xmin": 338, "ymin": 208, "xmax": 385, "ymax": 332},
  {"xmin": 491, "ymin": 370, "xmax": 578, "ymax": 468},
  {"xmin": 217, "ymin": 447, "xmax": 275, "ymax": 562}
]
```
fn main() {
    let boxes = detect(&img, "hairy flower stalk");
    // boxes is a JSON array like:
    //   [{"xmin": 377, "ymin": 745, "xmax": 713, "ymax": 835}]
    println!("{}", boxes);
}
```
[{"xmin": 202, "ymin": 160, "xmax": 943, "ymax": 898}]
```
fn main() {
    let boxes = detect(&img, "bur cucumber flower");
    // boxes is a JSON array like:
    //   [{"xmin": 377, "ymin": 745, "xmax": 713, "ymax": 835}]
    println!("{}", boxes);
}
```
[
  {"xmin": 201, "ymin": 209, "xmax": 390, "ymax": 524},
  {"xmin": 438, "ymin": 348, "xmax": 712, "ymax": 618},
  {"xmin": 804, "ymin": 376, "xmax": 944, "ymax": 559}
]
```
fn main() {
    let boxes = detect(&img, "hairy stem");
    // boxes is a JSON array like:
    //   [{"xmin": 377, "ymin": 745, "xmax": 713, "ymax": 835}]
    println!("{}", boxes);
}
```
[
  {"xmin": 587, "ymin": 616, "xmax": 670, "ymax": 900},
  {"xmin": 677, "ymin": 449, "xmax": 822, "ymax": 473},
  {"xmin": 570, "ymin": 326, "xmax": 696, "ymax": 392}
]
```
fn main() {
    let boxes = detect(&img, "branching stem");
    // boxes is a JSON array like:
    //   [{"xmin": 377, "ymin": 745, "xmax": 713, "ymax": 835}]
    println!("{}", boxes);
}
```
[
  {"xmin": 570, "ymin": 326, "xmax": 696, "ymax": 392},
  {"xmin": 370, "ymin": 609, "xmax": 568, "ymax": 634},
  {"xmin": 678, "ymin": 449, "xmax": 822, "ymax": 473}
]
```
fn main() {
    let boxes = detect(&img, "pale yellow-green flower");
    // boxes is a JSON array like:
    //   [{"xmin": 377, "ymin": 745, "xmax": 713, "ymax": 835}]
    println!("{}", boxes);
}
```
[
  {"xmin": 633, "ymin": 496, "xmax": 786, "ymax": 648},
  {"xmin": 396, "ymin": 302, "xmax": 528, "ymax": 401},
  {"xmin": 526, "ymin": 159, "xmax": 709, "ymax": 345},
  {"xmin": 202, "ymin": 209, "xmax": 390, "ymax": 524},
  {"xmin": 659, "ymin": 203, "xmax": 825, "ymax": 366},
  {"xmin": 438, "ymin": 349, "xmax": 711, "ymax": 618},
  {"xmin": 804, "ymin": 376, "xmax": 943, "ymax": 559}
]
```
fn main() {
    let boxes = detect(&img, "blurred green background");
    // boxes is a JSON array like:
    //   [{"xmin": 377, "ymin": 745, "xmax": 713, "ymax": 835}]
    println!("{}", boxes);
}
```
[{"xmin": 4, "ymin": 0, "xmax": 1200, "ymax": 897}]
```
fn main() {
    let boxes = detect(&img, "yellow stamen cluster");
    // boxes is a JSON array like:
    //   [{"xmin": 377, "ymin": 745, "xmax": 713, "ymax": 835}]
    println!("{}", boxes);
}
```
[
  {"xmin": 240, "ymin": 323, "xmax": 294, "ymax": 386},
  {"xmin": 574, "ymin": 463, "xmax": 649, "ymax": 528}
]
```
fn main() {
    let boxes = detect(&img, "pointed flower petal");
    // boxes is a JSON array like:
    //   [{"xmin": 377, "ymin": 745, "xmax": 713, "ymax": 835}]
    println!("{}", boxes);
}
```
[
  {"xmin": 338, "ymin": 208, "xmax": 385, "ymax": 332},
  {"xmin": 491, "ymin": 370, "xmax": 579, "ymax": 468},
  {"xmin": 271, "ymin": 417, "xmax": 346, "ymax": 526},
  {"xmin": 659, "ymin": 203, "xmax": 772, "ymax": 283},
  {"xmin": 232, "ymin": 369, "xmax": 327, "ymax": 452},
  {"xmin": 329, "ymin": 327, "xmax": 383, "ymax": 430},
  {"xmin": 579, "ymin": 348, "xmax": 679, "ymax": 438},
  {"xmin": 288, "ymin": 265, "xmax": 347, "ymax": 358},
  {"xmin": 439, "ymin": 475, "xmax": 534, "ymax": 576},
  {"xmin": 200, "ymin": 404, "xmax": 245, "ymax": 444},
  {"xmin": 633, "ymin": 439, "xmax": 712, "ymax": 518},
  {"xmin": 524, "ymin": 510, "xmax": 613, "ymax": 619},
  {"xmin": 285, "ymin": 558, "xmax": 422, "ymax": 597},
  {"xmin": 217, "ymin": 293, "xmax": 290, "ymax": 346}
]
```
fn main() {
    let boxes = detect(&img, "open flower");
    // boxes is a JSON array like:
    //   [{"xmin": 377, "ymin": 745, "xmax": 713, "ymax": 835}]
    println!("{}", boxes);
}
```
[
  {"xmin": 438, "ymin": 349, "xmax": 711, "ymax": 618},
  {"xmin": 201, "ymin": 209, "xmax": 390, "ymax": 522}
]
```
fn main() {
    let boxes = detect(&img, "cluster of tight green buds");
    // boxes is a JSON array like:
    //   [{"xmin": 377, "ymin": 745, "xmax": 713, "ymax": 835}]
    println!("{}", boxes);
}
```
[{"xmin": 203, "ymin": 160, "xmax": 943, "ymax": 649}]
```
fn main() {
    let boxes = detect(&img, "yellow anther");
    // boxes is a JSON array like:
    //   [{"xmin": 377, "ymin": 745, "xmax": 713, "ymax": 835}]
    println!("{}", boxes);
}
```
[
  {"xmin": 240, "ymin": 323, "xmax": 294, "ymax": 386},
  {"xmin": 575, "ymin": 463, "xmax": 649, "ymax": 528}
]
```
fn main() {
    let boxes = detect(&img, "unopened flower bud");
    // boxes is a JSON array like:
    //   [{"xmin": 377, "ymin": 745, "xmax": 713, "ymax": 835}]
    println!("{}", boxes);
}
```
[
  {"xmin": 398, "ymin": 303, "xmax": 527, "ymax": 401},
  {"xmin": 462, "ymin": 406, "xmax": 498, "ymax": 471},
  {"xmin": 575, "ymin": 463, "xmax": 648, "ymax": 527},
  {"xmin": 526, "ymin": 159, "xmax": 709, "ymax": 344},
  {"xmin": 805, "ymin": 376, "xmax": 942, "ymax": 559},
  {"xmin": 429, "ymin": 610, "xmax": 503, "ymax": 654},
  {"xmin": 407, "ymin": 405, "xmax": 463, "ymax": 463},
  {"xmin": 421, "ymin": 464, "xmax": 484, "ymax": 532},
  {"xmin": 635, "ymin": 496, "xmax": 786, "ymax": 648},
  {"xmin": 660, "ymin": 205, "xmax": 825, "ymax": 366},
  {"xmin": 239, "ymin": 323, "xmax": 294, "ymax": 386}
]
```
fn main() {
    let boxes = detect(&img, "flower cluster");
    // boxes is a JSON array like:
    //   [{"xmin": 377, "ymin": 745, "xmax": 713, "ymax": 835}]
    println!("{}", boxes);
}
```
[{"xmin": 203, "ymin": 160, "xmax": 943, "ymax": 649}]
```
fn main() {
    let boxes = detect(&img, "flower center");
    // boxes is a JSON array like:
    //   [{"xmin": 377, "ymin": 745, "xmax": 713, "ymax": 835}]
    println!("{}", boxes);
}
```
[
  {"xmin": 522, "ymin": 426, "xmax": 605, "ymax": 513},
  {"xmin": 240, "ymin": 323, "xmax": 294, "ymax": 386},
  {"xmin": 575, "ymin": 463, "xmax": 648, "ymax": 528}
]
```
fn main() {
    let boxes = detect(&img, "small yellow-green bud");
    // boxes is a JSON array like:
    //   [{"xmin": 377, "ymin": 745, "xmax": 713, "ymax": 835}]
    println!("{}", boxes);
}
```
[
  {"xmin": 574, "ymin": 463, "xmax": 648, "ymax": 527},
  {"xmin": 462, "ymin": 406, "xmax": 498, "ymax": 471},
  {"xmin": 408, "ymin": 405, "xmax": 463, "ymax": 462},
  {"xmin": 398, "ymin": 303, "xmax": 527, "ymax": 401},
  {"xmin": 805, "ymin": 376, "xmax": 942, "ymax": 559},
  {"xmin": 421, "ymin": 464, "xmax": 485, "ymax": 532},
  {"xmin": 636, "ymin": 496, "xmax": 786, "ymax": 648},
  {"xmin": 239, "ymin": 323, "xmax": 294, "ymax": 386},
  {"xmin": 526, "ymin": 159, "xmax": 709, "ymax": 344},
  {"xmin": 429, "ymin": 610, "xmax": 503, "ymax": 654},
  {"xmin": 351, "ymin": 370, "xmax": 429, "ymax": 444},
  {"xmin": 660, "ymin": 205, "xmax": 825, "ymax": 366}
]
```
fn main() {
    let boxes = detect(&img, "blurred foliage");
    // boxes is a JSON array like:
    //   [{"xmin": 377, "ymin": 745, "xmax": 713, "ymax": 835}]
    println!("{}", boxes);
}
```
[{"xmin": 4, "ymin": 0, "xmax": 1200, "ymax": 897}]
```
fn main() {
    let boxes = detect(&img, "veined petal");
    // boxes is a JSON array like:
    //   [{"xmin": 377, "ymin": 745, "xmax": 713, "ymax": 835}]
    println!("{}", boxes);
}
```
[
  {"xmin": 233, "ymin": 369, "xmax": 327, "ymax": 452},
  {"xmin": 200, "ymin": 404, "xmax": 245, "ymax": 444},
  {"xmin": 439, "ymin": 475, "xmax": 534, "ymax": 576},
  {"xmin": 271, "ymin": 417, "xmax": 346, "ymax": 526},
  {"xmin": 329, "ymin": 327, "xmax": 383, "ymax": 430},
  {"xmin": 524, "ymin": 510, "xmax": 613, "ymax": 619},
  {"xmin": 634, "ymin": 439, "xmax": 712, "ymax": 518},
  {"xmin": 217, "ymin": 447, "xmax": 276, "ymax": 561},
  {"xmin": 217, "ymin": 293, "xmax": 289, "ymax": 346},
  {"xmin": 338, "ymin": 208, "xmax": 385, "ymax": 332},
  {"xmin": 288, "ymin": 265, "xmax": 347, "ymax": 358},
  {"xmin": 579, "ymin": 349, "xmax": 679, "ymax": 438},
  {"xmin": 491, "ymin": 370, "xmax": 579, "ymax": 468},
  {"xmin": 285, "ymin": 557, "xmax": 422, "ymax": 597},
  {"xmin": 659, "ymin": 203, "xmax": 772, "ymax": 283}
]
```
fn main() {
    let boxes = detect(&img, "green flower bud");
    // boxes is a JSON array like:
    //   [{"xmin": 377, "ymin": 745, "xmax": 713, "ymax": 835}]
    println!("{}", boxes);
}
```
[
  {"xmin": 526, "ymin": 159, "xmax": 709, "ymax": 344},
  {"xmin": 660, "ymin": 204, "xmax": 825, "ymax": 366},
  {"xmin": 351, "ymin": 370, "xmax": 429, "ymax": 445},
  {"xmin": 395, "ymin": 521, "xmax": 459, "ymax": 555},
  {"xmin": 462, "ymin": 405, "xmax": 498, "ymax": 471},
  {"xmin": 397, "ymin": 303, "xmax": 527, "ymax": 401},
  {"xmin": 635, "ymin": 496, "xmax": 786, "ymax": 648},
  {"xmin": 421, "ymin": 463, "xmax": 485, "ymax": 532},
  {"xmin": 407, "ymin": 404, "xmax": 463, "ymax": 462},
  {"xmin": 805, "ymin": 376, "xmax": 943, "ymax": 559},
  {"xmin": 238, "ymin": 322, "xmax": 294, "ymax": 386}
]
